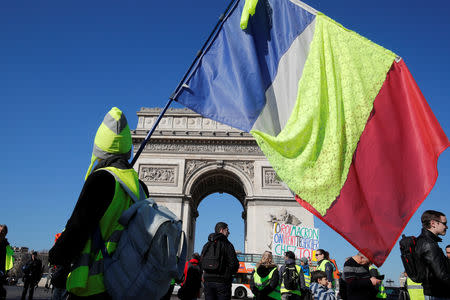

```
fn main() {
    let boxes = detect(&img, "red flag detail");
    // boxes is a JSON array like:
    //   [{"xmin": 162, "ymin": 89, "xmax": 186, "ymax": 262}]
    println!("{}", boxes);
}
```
[{"xmin": 296, "ymin": 59, "xmax": 449, "ymax": 266}]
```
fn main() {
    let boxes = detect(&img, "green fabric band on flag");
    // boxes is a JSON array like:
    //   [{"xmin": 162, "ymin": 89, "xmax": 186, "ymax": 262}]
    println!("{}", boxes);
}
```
[{"xmin": 251, "ymin": 13, "xmax": 396, "ymax": 215}]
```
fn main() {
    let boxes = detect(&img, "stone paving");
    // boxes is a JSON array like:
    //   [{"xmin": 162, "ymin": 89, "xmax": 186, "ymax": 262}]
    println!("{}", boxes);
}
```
[{"xmin": 4, "ymin": 286, "xmax": 185, "ymax": 300}]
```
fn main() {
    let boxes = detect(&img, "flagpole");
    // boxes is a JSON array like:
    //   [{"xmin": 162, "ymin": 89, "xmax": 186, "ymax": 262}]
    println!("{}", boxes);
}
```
[
  {"xmin": 131, "ymin": 98, "xmax": 173, "ymax": 167},
  {"xmin": 131, "ymin": 0, "xmax": 239, "ymax": 167}
]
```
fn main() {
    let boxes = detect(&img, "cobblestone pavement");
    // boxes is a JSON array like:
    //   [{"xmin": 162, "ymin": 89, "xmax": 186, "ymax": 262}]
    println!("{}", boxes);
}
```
[{"xmin": 4, "ymin": 286, "xmax": 185, "ymax": 300}]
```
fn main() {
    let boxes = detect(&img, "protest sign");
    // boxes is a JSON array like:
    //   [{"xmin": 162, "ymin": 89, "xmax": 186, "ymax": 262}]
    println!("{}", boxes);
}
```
[{"xmin": 272, "ymin": 222, "xmax": 319, "ymax": 259}]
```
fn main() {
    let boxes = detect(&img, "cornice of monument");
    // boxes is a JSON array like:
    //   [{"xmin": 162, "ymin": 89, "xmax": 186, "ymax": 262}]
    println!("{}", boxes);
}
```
[
  {"xmin": 135, "ymin": 107, "xmax": 251, "ymax": 135},
  {"xmin": 132, "ymin": 137, "xmax": 263, "ymax": 156}
]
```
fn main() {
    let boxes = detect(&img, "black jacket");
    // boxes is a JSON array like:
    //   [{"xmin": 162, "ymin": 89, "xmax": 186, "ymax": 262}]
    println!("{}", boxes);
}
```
[
  {"xmin": 250, "ymin": 265, "xmax": 279, "ymax": 300},
  {"xmin": 0, "ymin": 239, "xmax": 9, "ymax": 275},
  {"xmin": 415, "ymin": 228, "xmax": 450, "ymax": 297},
  {"xmin": 179, "ymin": 259, "xmax": 202, "ymax": 299},
  {"xmin": 343, "ymin": 257, "xmax": 377, "ymax": 300},
  {"xmin": 49, "ymin": 157, "xmax": 149, "ymax": 266},
  {"xmin": 50, "ymin": 265, "xmax": 70, "ymax": 289},
  {"xmin": 23, "ymin": 258, "xmax": 42, "ymax": 284},
  {"xmin": 201, "ymin": 233, "xmax": 239, "ymax": 284}
]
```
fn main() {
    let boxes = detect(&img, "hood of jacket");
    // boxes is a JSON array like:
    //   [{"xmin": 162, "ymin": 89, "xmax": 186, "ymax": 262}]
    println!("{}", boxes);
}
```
[
  {"xmin": 284, "ymin": 258, "xmax": 296, "ymax": 266},
  {"xmin": 189, "ymin": 258, "xmax": 200, "ymax": 265},
  {"xmin": 208, "ymin": 232, "xmax": 228, "ymax": 242}
]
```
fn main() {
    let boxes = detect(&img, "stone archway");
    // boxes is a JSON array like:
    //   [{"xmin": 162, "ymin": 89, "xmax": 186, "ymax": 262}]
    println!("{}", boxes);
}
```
[{"xmin": 132, "ymin": 107, "xmax": 314, "ymax": 256}]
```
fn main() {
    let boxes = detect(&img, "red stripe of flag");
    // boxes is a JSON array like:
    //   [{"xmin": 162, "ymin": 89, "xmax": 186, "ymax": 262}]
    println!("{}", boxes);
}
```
[{"xmin": 296, "ymin": 59, "xmax": 449, "ymax": 266}]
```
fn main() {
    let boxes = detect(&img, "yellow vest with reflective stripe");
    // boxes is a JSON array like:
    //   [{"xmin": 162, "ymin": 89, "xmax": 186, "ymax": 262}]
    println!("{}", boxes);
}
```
[
  {"xmin": 317, "ymin": 260, "xmax": 331, "ymax": 272},
  {"xmin": 376, "ymin": 282, "xmax": 387, "ymax": 299},
  {"xmin": 253, "ymin": 267, "xmax": 281, "ymax": 300},
  {"xmin": 5, "ymin": 245, "xmax": 14, "ymax": 271},
  {"xmin": 66, "ymin": 167, "xmax": 141, "ymax": 296},
  {"xmin": 406, "ymin": 278, "xmax": 424, "ymax": 300},
  {"xmin": 304, "ymin": 272, "xmax": 311, "ymax": 288},
  {"xmin": 280, "ymin": 265, "xmax": 301, "ymax": 296}
]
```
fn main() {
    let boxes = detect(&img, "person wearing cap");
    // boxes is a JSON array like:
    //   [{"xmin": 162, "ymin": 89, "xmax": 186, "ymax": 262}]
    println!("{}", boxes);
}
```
[
  {"xmin": 299, "ymin": 257, "xmax": 311, "ymax": 288},
  {"xmin": 21, "ymin": 251, "xmax": 42, "ymax": 300},
  {"xmin": 0, "ymin": 224, "xmax": 14, "ymax": 300},
  {"xmin": 49, "ymin": 107, "xmax": 149, "ymax": 299}
]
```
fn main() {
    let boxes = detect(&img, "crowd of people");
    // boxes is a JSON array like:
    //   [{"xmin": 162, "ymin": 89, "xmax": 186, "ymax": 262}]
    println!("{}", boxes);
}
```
[{"xmin": 1, "ymin": 108, "xmax": 449, "ymax": 300}]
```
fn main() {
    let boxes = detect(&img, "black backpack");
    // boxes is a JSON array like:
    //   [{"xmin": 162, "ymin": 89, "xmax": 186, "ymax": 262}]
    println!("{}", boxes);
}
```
[
  {"xmin": 399, "ymin": 234, "xmax": 423, "ymax": 283},
  {"xmin": 282, "ymin": 265, "xmax": 299, "ymax": 290},
  {"xmin": 201, "ymin": 240, "xmax": 222, "ymax": 273}
]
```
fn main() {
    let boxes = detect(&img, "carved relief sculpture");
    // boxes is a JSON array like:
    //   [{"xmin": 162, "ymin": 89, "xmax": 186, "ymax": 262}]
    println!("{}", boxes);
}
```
[{"xmin": 140, "ymin": 165, "xmax": 177, "ymax": 185}]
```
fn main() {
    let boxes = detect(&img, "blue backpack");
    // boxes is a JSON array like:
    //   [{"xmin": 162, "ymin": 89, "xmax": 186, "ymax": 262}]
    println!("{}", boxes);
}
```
[{"xmin": 94, "ymin": 170, "xmax": 186, "ymax": 300}]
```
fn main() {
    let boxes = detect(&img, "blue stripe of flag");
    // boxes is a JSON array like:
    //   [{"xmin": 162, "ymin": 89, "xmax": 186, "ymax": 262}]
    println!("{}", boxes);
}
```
[{"xmin": 176, "ymin": 0, "xmax": 315, "ymax": 132}]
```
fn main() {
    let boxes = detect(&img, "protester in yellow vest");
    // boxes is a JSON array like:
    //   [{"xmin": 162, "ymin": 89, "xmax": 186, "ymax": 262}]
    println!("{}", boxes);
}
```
[
  {"xmin": 316, "ymin": 249, "xmax": 334, "ymax": 289},
  {"xmin": 406, "ymin": 277, "xmax": 425, "ymax": 300},
  {"xmin": 49, "ymin": 107, "xmax": 149, "ymax": 299},
  {"xmin": 279, "ymin": 251, "xmax": 304, "ymax": 300},
  {"xmin": 250, "ymin": 251, "xmax": 281, "ymax": 300},
  {"xmin": 368, "ymin": 265, "xmax": 387, "ymax": 299},
  {"xmin": 299, "ymin": 257, "xmax": 311, "ymax": 288},
  {"xmin": 1, "ymin": 224, "xmax": 14, "ymax": 300}
]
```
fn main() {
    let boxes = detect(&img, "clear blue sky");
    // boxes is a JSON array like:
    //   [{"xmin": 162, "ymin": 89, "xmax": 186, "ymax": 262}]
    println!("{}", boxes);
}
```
[{"xmin": 1, "ymin": 0, "xmax": 449, "ymax": 286}]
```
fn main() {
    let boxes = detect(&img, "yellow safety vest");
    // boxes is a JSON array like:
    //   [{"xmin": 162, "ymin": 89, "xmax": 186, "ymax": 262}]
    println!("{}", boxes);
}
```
[
  {"xmin": 5, "ymin": 245, "xmax": 14, "ymax": 271},
  {"xmin": 317, "ymin": 259, "xmax": 331, "ymax": 272},
  {"xmin": 318, "ymin": 260, "xmax": 335, "ymax": 288},
  {"xmin": 369, "ymin": 265, "xmax": 387, "ymax": 299},
  {"xmin": 406, "ymin": 278, "xmax": 424, "ymax": 300},
  {"xmin": 280, "ymin": 265, "xmax": 302, "ymax": 296},
  {"xmin": 66, "ymin": 167, "xmax": 141, "ymax": 296},
  {"xmin": 253, "ymin": 267, "xmax": 281, "ymax": 300},
  {"xmin": 304, "ymin": 272, "xmax": 311, "ymax": 288}
]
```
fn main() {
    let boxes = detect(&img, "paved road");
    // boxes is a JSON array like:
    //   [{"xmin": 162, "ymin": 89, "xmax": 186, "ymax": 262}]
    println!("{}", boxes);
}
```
[{"xmin": 4, "ymin": 286, "xmax": 188, "ymax": 300}]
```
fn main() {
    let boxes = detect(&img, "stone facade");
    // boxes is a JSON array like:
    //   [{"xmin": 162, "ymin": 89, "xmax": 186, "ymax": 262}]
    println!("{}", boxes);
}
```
[{"xmin": 132, "ymin": 108, "xmax": 314, "ymax": 256}]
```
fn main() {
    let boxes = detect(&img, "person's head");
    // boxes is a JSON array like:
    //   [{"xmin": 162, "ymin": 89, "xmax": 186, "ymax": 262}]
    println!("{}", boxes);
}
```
[
  {"xmin": 85, "ymin": 107, "xmax": 132, "ymax": 180},
  {"xmin": 299, "ymin": 257, "xmax": 309, "ymax": 266},
  {"xmin": 311, "ymin": 270, "xmax": 328, "ymax": 287},
  {"xmin": 421, "ymin": 210, "xmax": 447, "ymax": 236},
  {"xmin": 446, "ymin": 245, "xmax": 450, "ymax": 259},
  {"xmin": 215, "ymin": 222, "xmax": 229, "ymax": 237},
  {"xmin": 256, "ymin": 251, "xmax": 275, "ymax": 268},
  {"xmin": 0, "ymin": 224, "xmax": 7, "ymax": 242},
  {"xmin": 315, "ymin": 249, "xmax": 329, "ymax": 261},
  {"xmin": 353, "ymin": 252, "xmax": 371, "ymax": 266},
  {"xmin": 284, "ymin": 251, "xmax": 295, "ymax": 261},
  {"xmin": 192, "ymin": 252, "xmax": 200, "ymax": 261},
  {"xmin": 32, "ymin": 251, "xmax": 38, "ymax": 260}
]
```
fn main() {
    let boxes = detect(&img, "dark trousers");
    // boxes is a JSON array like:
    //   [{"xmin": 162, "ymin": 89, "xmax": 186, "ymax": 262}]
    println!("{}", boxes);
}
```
[
  {"xmin": 21, "ymin": 279, "xmax": 36, "ymax": 300},
  {"xmin": 204, "ymin": 282, "xmax": 231, "ymax": 300},
  {"xmin": 0, "ymin": 283, "xmax": 6, "ymax": 300}
]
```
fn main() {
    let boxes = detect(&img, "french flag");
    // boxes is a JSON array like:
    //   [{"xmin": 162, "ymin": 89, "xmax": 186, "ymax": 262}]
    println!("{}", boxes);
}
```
[{"xmin": 176, "ymin": 0, "xmax": 449, "ymax": 266}]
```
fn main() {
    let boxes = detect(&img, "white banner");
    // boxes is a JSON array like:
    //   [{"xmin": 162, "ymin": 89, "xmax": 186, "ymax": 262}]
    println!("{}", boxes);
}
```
[{"xmin": 272, "ymin": 222, "xmax": 320, "ymax": 259}]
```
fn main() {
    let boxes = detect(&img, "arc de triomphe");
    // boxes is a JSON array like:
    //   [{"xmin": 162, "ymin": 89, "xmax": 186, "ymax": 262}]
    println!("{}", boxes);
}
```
[{"xmin": 132, "ymin": 108, "xmax": 314, "ymax": 255}]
